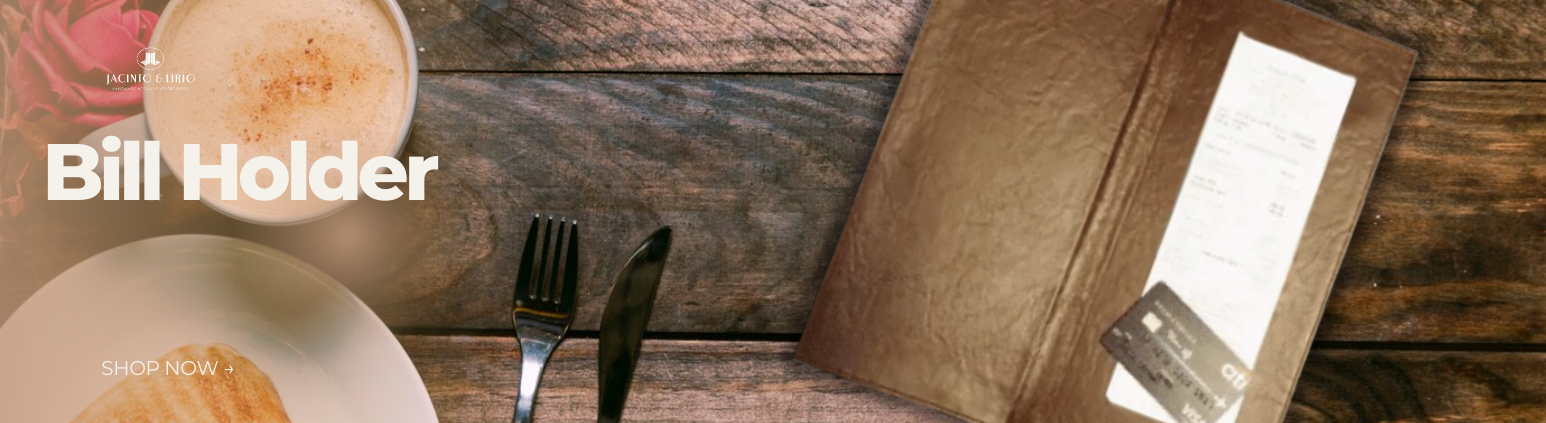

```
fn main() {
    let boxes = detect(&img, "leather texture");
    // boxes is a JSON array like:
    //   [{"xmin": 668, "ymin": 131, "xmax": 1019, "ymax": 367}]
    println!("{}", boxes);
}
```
[
  {"xmin": 797, "ymin": 0, "xmax": 1169, "ymax": 421},
  {"xmin": 795, "ymin": 0, "xmax": 1416, "ymax": 421}
]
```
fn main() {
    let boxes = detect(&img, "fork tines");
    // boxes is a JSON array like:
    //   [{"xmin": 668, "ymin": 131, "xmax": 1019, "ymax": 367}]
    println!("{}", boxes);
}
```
[
  {"xmin": 514, "ymin": 215, "xmax": 579, "ymax": 311},
  {"xmin": 510, "ymin": 214, "xmax": 580, "ymax": 423}
]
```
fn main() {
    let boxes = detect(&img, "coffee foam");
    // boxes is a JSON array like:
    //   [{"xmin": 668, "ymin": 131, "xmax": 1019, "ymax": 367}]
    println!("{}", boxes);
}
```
[{"xmin": 146, "ymin": 0, "xmax": 409, "ymax": 220}]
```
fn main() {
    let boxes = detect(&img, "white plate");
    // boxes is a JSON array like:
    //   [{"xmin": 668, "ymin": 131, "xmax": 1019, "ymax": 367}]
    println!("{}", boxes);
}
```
[{"xmin": 0, "ymin": 235, "xmax": 437, "ymax": 422}]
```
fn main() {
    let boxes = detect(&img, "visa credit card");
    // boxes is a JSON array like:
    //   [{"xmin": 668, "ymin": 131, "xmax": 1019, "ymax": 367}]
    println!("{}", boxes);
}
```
[{"xmin": 1103, "ymin": 282, "xmax": 1252, "ymax": 423}]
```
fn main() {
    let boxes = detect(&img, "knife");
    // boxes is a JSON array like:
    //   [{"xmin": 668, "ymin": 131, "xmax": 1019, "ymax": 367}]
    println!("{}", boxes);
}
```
[{"xmin": 597, "ymin": 226, "xmax": 672, "ymax": 423}]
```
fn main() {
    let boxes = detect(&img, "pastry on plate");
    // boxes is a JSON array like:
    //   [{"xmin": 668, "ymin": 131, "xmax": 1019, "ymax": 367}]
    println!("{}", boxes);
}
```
[{"xmin": 71, "ymin": 344, "xmax": 292, "ymax": 423}]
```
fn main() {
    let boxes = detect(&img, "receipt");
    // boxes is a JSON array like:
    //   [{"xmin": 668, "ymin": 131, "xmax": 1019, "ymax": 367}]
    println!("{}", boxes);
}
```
[{"xmin": 1106, "ymin": 33, "xmax": 1356, "ymax": 423}]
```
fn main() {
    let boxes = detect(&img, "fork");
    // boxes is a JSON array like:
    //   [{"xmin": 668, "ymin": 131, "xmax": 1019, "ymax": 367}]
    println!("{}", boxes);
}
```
[{"xmin": 512, "ymin": 215, "xmax": 579, "ymax": 423}]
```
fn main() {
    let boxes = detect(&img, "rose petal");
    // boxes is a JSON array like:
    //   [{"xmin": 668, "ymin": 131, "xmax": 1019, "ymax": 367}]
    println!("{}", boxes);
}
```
[
  {"xmin": 124, "ymin": 9, "xmax": 156, "ymax": 46},
  {"xmin": 71, "ymin": 0, "xmax": 150, "ymax": 74},
  {"xmin": 29, "ymin": 9, "xmax": 85, "ymax": 80},
  {"xmin": 17, "ymin": 101, "xmax": 62, "ymax": 123},
  {"xmin": 70, "ymin": 0, "xmax": 123, "ymax": 21},
  {"xmin": 41, "ymin": 2, "xmax": 112, "ymax": 75},
  {"xmin": 55, "ymin": 0, "xmax": 74, "ymax": 16},
  {"xmin": 22, "ymin": 0, "xmax": 65, "ymax": 17},
  {"xmin": 9, "ymin": 44, "xmax": 62, "ymax": 121},
  {"xmin": 25, "ymin": 0, "xmax": 45, "ymax": 40},
  {"xmin": 16, "ymin": 34, "xmax": 88, "ymax": 111},
  {"xmin": 11, "ymin": 39, "xmax": 63, "ymax": 115}
]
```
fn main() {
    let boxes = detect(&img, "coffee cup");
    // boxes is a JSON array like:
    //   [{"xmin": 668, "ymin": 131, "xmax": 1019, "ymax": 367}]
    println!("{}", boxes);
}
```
[{"xmin": 81, "ymin": 0, "xmax": 419, "ymax": 226}]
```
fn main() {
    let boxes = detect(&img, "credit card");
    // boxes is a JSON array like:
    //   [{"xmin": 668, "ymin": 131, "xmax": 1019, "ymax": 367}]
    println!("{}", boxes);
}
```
[{"xmin": 1102, "ymin": 282, "xmax": 1252, "ymax": 423}]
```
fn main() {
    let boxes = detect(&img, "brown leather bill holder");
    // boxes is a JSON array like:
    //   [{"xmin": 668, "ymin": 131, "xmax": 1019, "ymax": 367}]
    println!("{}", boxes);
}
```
[{"xmin": 795, "ymin": 0, "xmax": 1415, "ymax": 421}]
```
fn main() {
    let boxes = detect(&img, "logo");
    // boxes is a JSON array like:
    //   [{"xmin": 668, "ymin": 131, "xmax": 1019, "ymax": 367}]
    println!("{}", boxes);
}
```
[
  {"xmin": 110, "ymin": 47, "xmax": 192, "ymax": 88},
  {"xmin": 137, "ymin": 47, "xmax": 164, "ymax": 70}
]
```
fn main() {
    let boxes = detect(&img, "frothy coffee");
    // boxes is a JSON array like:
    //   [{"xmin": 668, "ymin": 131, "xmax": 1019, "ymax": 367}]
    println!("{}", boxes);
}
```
[{"xmin": 146, "ymin": 0, "xmax": 410, "ymax": 222}]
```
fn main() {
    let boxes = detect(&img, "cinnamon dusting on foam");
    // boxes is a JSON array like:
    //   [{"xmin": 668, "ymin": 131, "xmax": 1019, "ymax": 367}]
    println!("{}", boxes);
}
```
[
  {"xmin": 143, "ymin": 0, "xmax": 411, "ymax": 217},
  {"xmin": 232, "ymin": 28, "xmax": 393, "ymax": 145}
]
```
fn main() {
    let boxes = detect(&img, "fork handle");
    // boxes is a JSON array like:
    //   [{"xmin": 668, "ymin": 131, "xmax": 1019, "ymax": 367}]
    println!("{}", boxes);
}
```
[{"xmin": 514, "ymin": 336, "xmax": 558, "ymax": 423}]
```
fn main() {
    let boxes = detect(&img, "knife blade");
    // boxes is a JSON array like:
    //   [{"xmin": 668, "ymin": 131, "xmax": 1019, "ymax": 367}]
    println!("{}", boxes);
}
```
[{"xmin": 597, "ymin": 226, "xmax": 672, "ymax": 423}]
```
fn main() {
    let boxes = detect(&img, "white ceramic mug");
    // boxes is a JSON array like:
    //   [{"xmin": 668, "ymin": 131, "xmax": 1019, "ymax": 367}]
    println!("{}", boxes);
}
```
[{"xmin": 80, "ymin": 0, "xmax": 419, "ymax": 226}]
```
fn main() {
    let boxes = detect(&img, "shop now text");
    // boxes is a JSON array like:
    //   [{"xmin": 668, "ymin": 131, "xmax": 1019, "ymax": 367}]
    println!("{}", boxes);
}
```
[{"xmin": 103, "ymin": 360, "xmax": 233, "ymax": 376}]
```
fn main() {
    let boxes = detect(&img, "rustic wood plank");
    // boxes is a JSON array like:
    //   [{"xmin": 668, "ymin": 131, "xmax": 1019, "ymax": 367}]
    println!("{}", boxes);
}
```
[
  {"xmin": 380, "ymin": 73, "xmax": 895, "ymax": 331},
  {"xmin": 398, "ymin": 0, "xmax": 1546, "ymax": 80},
  {"xmin": 401, "ymin": 335, "xmax": 1546, "ymax": 422},
  {"xmin": 400, "ymin": 0, "xmax": 928, "ymax": 73},
  {"xmin": 403, "ymin": 336, "xmax": 957, "ymax": 422},
  {"xmin": 4, "ymin": 77, "xmax": 1544, "ymax": 343},
  {"xmin": 1322, "ymin": 81, "xmax": 1546, "ymax": 343},
  {"xmin": 1284, "ymin": 0, "xmax": 1546, "ymax": 81},
  {"xmin": 1292, "ymin": 349, "xmax": 1546, "ymax": 422}
]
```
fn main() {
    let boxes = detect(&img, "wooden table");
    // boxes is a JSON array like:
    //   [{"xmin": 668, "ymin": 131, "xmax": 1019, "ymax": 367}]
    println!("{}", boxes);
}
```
[{"xmin": 4, "ymin": 0, "xmax": 1546, "ymax": 421}]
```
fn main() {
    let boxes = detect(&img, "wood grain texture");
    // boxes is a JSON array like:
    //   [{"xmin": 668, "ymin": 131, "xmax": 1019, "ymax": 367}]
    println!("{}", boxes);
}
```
[
  {"xmin": 1322, "ymin": 81, "xmax": 1546, "ymax": 343},
  {"xmin": 400, "ymin": 0, "xmax": 928, "ymax": 73},
  {"xmin": 1283, "ymin": 0, "xmax": 1546, "ymax": 81},
  {"xmin": 381, "ymin": 73, "xmax": 893, "ymax": 331},
  {"xmin": 403, "ymin": 336, "xmax": 957, "ymax": 423},
  {"xmin": 398, "ymin": 0, "xmax": 1546, "ymax": 80},
  {"xmin": 1292, "ymin": 349, "xmax": 1546, "ymax": 422},
  {"xmin": 402, "ymin": 335, "xmax": 1546, "ymax": 422},
  {"xmin": 3, "ymin": 77, "xmax": 1544, "ymax": 343}
]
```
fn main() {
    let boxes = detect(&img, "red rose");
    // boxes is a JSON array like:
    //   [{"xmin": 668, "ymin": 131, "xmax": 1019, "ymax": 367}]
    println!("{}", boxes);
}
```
[
  {"xmin": 0, "ymin": 0, "xmax": 157, "ymax": 219},
  {"xmin": 7, "ymin": 0, "xmax": 157, "ymax": 132}
]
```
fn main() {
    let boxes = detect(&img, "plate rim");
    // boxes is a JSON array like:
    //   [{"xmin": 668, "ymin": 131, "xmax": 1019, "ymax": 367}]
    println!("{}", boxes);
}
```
[{"xmin": 0, "ymin": 233, "xmax": 439, "ymax": 422}]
